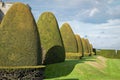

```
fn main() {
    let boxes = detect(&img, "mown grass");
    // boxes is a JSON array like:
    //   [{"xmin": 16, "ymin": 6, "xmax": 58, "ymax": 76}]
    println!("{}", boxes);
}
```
[{"xmin": 44, "ymin": 56, "xmax": 120, "ymax": 80}]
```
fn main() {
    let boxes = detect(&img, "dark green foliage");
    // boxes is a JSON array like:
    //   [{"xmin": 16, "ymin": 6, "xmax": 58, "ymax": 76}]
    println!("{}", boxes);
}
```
[
  {"xmin": 44, "ymin": 46, "xmax": 65, "ymax": 64},
  {"xmin": 37, "ymin": 12, "xmax": 65, "ymax": 64},
  {"xmin": 93, "ymin": 48, "xmax": 97, "ymax": 55},
  {"xmin": 75, "ymin": 34, "xmax": 84, "ymax": 57},
  {"xmin": 116, "ymin": 50, "xmax": 120, "ymax": 59},
  {"xmin": 60, "ymin": 23, "xmax": 77, "ymax": 53},
  {"xmin": 99, "ymin": 49, "xmax": 116, "ymax": 58},
  {"xmin": 0, "ymin": 2, "xmax": 42, "ymax": 66}
]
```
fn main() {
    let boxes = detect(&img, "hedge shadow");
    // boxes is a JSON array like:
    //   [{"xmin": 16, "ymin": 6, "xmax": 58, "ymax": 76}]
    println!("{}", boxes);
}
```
[{"xmin": 43, "ymin": 45, "xmax": 65, "ymax": 65}]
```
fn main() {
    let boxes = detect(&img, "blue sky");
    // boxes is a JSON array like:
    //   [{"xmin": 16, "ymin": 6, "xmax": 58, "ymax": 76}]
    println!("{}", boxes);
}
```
[{"xmin": 3, "ymin": 0, "xmax": 120, "ymax": 49}]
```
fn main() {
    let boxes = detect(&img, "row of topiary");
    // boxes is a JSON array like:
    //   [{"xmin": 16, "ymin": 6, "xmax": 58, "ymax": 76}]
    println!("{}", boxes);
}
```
[
  {"xmin": 60, "ymin": 23, "xmax": 94, "ymax": 59},
  {"xmin": 0, "ymin": 2, "xmax": 94, "ymax": 79},
  {"xmin": 0, "ymin": 2, "xmax": 95, "ymax": 66}
]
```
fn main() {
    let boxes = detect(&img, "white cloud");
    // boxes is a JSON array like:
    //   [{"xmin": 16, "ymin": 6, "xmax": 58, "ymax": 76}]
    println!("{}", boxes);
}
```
[
  {"xmin": 95, "ymin": 19, "xmax": 120, "ymax": 30},
  {"xmin": 26, "ymin": 0, "xmax": 120, "ymax": 23},
  {"xmin": 89, "ymin": 8, "xmax": 99, "ymax": 17},
  {"xmin": 107, "ymin": 0, "xmax": 114, "ymax": 4}
]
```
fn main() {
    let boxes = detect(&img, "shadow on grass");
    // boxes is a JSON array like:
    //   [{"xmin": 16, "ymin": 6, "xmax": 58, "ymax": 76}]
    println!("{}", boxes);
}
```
[{"xmin": 45, "ymin": 56, "xmax": 96, "ymax": 79}]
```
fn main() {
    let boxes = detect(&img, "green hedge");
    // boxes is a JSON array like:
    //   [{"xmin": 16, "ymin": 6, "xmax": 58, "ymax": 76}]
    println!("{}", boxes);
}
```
[
  {"xmin": 60, "ymin": 23, "xmax": 78, "ymax": 53},
  {"xmin": 116, "ymin": 50, "xmax": 120, "ymax": 59},
  {"xmin": 90, "ymin": 44, "xmax": 93, "ymax": 55},
  {"xmin": 93, "ymin": 48, "xmax": 97, "ymax": 55},
  {"xmin": 81, "ymin": 38, "xmax": 89, "ymax": 56},
  {"xmin": 85, "ymin": 39, "xmax": 91, "ymax": 56},
  {"xmin": 99, "ymin": 49, "xmax": 116, "ymax": 58},
  {"xmin": 37, "ymin": 12, "xmax": 65, "ymax": 64},
  {"xmin": 0, "ymin": 2, "xmax": 42, "ymax": 66},
  {"xmin": 75, "ymin": 34, "xmax": 84, "ymax": 57}
]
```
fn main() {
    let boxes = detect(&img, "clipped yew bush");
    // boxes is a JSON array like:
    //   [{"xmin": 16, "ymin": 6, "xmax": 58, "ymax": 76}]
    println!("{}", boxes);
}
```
[
  {"xmin": 94, "ymin": 48, "xmax": 98, "ymax": 55},
  {"xmin": 90, "ymin": 44, "xmax": 93, "ymax": 55},
  {"xmin": 85, "ymin": 39, "xmax": 91, "ymax": 56},
  {"xmin": 0, "ymin": 2, "xmax": 42, "ymax": 66},
  {"xmin": 81, "ymin": 38, "xmax": 88, "ymax": 56},
  {"xmin": 37, "ymin": 12, "xmax": 65, "ymax": 64},
  {"xmin": 60, "ymin": 23, "xmax": 77, "ymax": 53},
  {"xmin": 75, "ymin": 34, "xmax": 84, "ymax": 57},
  {"xmin": 99, "ymin": 49, "xmax": 116, "ymax": 58}
]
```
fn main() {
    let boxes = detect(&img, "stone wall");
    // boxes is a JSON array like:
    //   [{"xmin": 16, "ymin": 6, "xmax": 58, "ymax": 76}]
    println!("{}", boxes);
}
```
[{"xmin": 0, "ymin": 67, "xmax": 45, "ymax": 80}]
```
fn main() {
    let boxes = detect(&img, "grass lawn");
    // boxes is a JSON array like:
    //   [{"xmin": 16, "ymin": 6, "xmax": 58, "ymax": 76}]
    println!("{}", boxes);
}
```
[{"xmin": 44, "ymin": 56, "xmax": 120, "ymax": 80}]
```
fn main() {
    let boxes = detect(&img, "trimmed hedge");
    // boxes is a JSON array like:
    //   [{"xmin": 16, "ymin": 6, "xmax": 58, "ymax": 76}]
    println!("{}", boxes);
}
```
[
  {"xmin": 99, "ymin": 49, "xmax": 116, "ymax": 58},
  {"xmin": 75, "ymin": 34, "xmax": 84, "ymax": 57},
  {"xmin": 81, "ymin": 38, "xmax": 89, "ymax": 56},
  {"xmin": 116, "ymin": 50, "xmax": 120, "ymax": 59},
  {"xmin": 90, "ymin": 44, "xmax": 93, "ymax": 55},
  {"xmin": 37, "ymin": 12, "xmax": 65, "ymax": 64},
  {"xmin": 60, "ymin": 23, "xmax": 77, "ymax": 53},
  {"xmin": 93, "ymin": 48, "xmax": 97, "ymax": 55},
  {"xmin": 85, "ymin": 39, "xmax": 91, "ymax": 56},
  {"xmin": 0, "ymin": 2, "xmax": 42, "ymax": 66}
]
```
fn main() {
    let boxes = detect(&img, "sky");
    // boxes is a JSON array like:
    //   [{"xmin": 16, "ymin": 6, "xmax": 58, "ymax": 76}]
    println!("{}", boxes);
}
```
[{"xmin": 3, "ymin": 0, "xmax": 120, "ymax": 50}]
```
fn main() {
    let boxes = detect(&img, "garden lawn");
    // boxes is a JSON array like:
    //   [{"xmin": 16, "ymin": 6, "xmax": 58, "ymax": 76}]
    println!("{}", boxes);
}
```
[{"xmin": 44, "ymin": 56, "xmax": 120, "ymax": 80}]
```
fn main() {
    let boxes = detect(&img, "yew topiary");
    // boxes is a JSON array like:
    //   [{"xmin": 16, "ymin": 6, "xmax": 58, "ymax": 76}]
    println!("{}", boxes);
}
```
[
  {"xmin": 75, "ymin": 34, "xmax": 84, "ymax": 57},
  {"xmin": 60, "ymin": 23, "xmax": 77, "ymax": 53},
  {"xmin": 81, "ymin": 38, "xmax": 89, "ymax": 56},
  {"xmin": 90, "ymin": 44, "xmax": 93, "ymax": 55},
  {"xmin": 0, "ymin": 2, "xmax": 42, "ymax": 66},
  {"xmin": 37, "ymin": 12, "xmax": 65, "ymax": 64},
  {"xmin": 85, "ymin": 39, "xmax": 91, "ymax": 56}
]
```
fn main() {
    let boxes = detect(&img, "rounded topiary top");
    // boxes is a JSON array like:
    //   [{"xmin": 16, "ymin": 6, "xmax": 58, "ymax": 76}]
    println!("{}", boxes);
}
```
[
  {"xmin": 37, "ymin": 12, "xmax": 65, "ymax": 64},
  {"xmin": 75, "ymin": 34, "xmax": 84, "ymax": 56},
  {"xmin": 60, "ymin": 23, "xmax": 77, "ymax": 53},
  {"xmin": 0, "ymin": 2, "xmax": 42, "ymax": 66}
]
